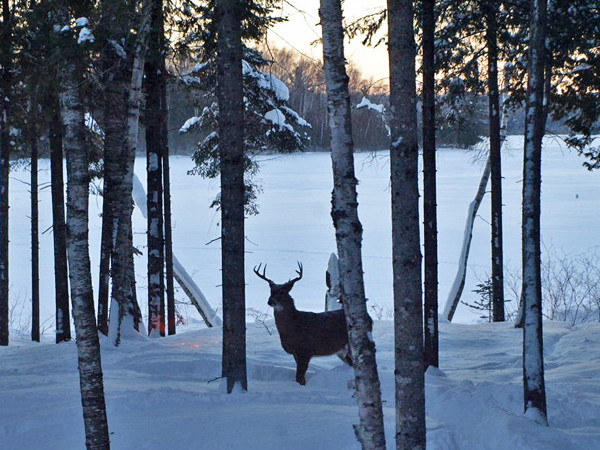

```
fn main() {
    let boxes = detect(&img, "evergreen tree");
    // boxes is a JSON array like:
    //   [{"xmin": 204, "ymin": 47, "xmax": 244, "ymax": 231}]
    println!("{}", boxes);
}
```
[
  {"xmin": 0, "ymin": 0, "xmax": 13, "ymax": 347},
  {"xmin": 216, "ymin": 0, "xmax": 247, "ymax": 394},
  {"xmin": 421, "ymin": 0, "xmax": 439, "ymax": 368},
  {"xmin": 387, "ymin": 0, "xmax": 426, "ymax": 448}
]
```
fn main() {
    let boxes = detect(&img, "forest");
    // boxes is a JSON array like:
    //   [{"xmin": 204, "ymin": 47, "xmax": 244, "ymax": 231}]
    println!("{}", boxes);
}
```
[{"xmin": 0, "ymin": 0, "xmax": 599, "ymax": 449}]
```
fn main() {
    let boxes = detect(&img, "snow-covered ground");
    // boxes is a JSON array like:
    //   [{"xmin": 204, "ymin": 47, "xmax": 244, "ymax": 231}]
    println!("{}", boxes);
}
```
[
  {"xmin": 1, "ymin": 320, "xmax": 600, "ymax": 449},
  {"xmin": 6, "ymin": 135, "xmax": 599, "ymax": 328},
  {"xmin": 2, "ymin": 135, "xmax": 599, "ymax": 448}
]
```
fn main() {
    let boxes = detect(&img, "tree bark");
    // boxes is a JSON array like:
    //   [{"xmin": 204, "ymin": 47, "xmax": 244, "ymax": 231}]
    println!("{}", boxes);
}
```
[
  {"xmin": 58, "ymin": 12, "xmax": 111, "ymax": 447},
  {"xmin": 30, "ymin": 105, "xmax": 40, "ymax": 342},
  {"xmin": 217, "ymin": 0, "xmax": 247, "ymax": 393},
  {"xmin": 485, "ymin": 2, "xmax": 505, "ymax": 323},
  {"xmin": 388, "ymin": 0, "xmax": 426, "ymax": 448},
  {"xmin": 421, "ymin": 0, "xmax": 438, "ymax": 369},
  {"xmin": 162, "ymin": 84, "xmax": 176, "ymax": 335},
  {"xmin": 522, "ymin": 0, "xmax": 548, "ymax": 425},
  {"xmin": 97, "ymin": 192, "xmax": 112, "ymax": 336},
  {"xmin": 0, "ymin": 0, "xmax": 12, "ymax": 347},
  {"xmin": 320, "ymin": 1, "xmax": 387, "ymax": 448},
  {"xmin": 100, "ymin": 0, "xmax": 152, "ymax": 345},
  {"xmin": 145, "ymin": 0, "xmax": 166, "ymax": 337},
  {"xmin": 49, "ymin": 91, "xmax": 71, "ymax": 343}
]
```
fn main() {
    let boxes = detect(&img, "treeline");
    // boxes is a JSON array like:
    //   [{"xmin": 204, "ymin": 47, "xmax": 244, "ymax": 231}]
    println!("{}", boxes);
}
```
[{"xmin": 168, "ymin": 46, "xmax": 390, "ymax": 153}]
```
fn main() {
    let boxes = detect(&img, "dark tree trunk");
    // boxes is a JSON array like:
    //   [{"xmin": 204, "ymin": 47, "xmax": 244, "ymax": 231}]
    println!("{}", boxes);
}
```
[
  {"xmin": 485, "ymin": 3, "xmax": 505, "ymax": 323},
  {"xmin": 522, "ymin": 0, "xmax": 548, "ymax": 425},
  {"xmin": 58, "ymin": 11, "xmax": 111, "ymax": 446},
  {"xmin": 421, "ymin": 0, "xmax": 438, "ymax": 369},
  {"xmin": 30, "ymin": 108, "xmax": 40, "ymax": 342},
  {"xmin": 217, "ymin": 0, "xmax": 247, "ymax": 393},
  {"xmin": 387, "ymin": 0, "xmax": 426, "ymax": 448},
  {"xmin": 162, "ymin": 82, "xmax": 176, "ymax": 336},
  {"xmin": 97, "ymin": 193, "xmax": 112, "ymax": 336},
  {"xmin": 0, "ymin": 0, "xmax": 12, "ymax": 347},
  {"xmin": 320, "ymin": 0, "xmax": 387, "ymax": 447},
  {"xmin": 99, "ymin": 0, "xmax": 151, "ymax": 344},
  {"xmin": 145, "ymin": 0, "xmax": 166, "ymax": 337},
  {"xmin": 103, "ymin": 67, "xmax": 142, "ymax": 343},
  {"xmin": 49, "ymin": 92, "xmax": 71, "ymax": 343}
]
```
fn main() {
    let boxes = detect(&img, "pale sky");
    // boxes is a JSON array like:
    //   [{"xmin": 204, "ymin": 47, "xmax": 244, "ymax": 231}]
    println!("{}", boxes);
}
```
[{"xmin": 268, "ymin": 0, "xmax": 389, "ymax": 83}]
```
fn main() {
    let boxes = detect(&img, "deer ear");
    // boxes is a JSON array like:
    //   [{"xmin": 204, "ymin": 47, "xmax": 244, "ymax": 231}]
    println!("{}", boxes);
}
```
[{"xmin": 282, "ymin": 281, "xmax": 295, "ymax": 293}]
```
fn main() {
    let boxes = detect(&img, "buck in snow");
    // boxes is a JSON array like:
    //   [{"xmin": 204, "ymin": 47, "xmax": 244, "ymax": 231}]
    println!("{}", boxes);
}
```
[{"xmin": 254, "ymin": 262, "xmax": 352, "ymax": 385}]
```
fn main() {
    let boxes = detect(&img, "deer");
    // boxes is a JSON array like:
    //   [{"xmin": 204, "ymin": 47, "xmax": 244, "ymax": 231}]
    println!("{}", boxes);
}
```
[{"xmin": 254, "ymin": 262, "xmax": 352, "ymax": 385}]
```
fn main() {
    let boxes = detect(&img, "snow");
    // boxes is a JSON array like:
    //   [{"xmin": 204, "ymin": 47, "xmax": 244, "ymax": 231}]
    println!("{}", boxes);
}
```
[
  {"xmin": 356, "ymin": 96, "xmax": 385, "ymax": 114},
  {"xmin": 75, "ymin": 17, "xmax": 90, "ymax": 27},
  {"xmin": 264, "ymin": 108, "xmax": 294, "ymax": 133},
  {"xmin": 242, "ymin": 60, "xmax": 290, "ymax": 102},
  {"xmin": 179, "ymin": 116, "xmax": 201, "ymax": 133},
  {"xmin": 77, "ymin": 27, "xmax": 95, "ymax": 45},
  {"xmin": 2, "ymin": 319, "xmax": 600, "ymax": 448},
  {"xmin": 2, "ymin": 135, "xmax": 599, "ymax": 447}
]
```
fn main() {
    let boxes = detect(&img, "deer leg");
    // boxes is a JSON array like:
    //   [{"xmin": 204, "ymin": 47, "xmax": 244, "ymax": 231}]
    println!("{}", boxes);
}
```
[{"xmin": 294, "ymin": 353, "xmax": 310, "ymax": 385}]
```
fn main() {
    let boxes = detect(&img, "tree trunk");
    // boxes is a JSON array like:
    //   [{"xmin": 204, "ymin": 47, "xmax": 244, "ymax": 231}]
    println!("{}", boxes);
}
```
[
  {"xmin": 320, "ymin": 1, "xmax": 387, "ymax": 448},
  {"xmin": 522, "ymin": 0, "xmax": 548, "ymax": 425},
  {"xmin": 0, "ymin": 0, "xmax": 12, "ymax": 347},
  {"xmin": 421, "ymin": 0, "xmax": 438, "ymax": 369},
  {"xmin": 101, "ymin": 0, "xmax": 152, "ymax": 345},
  {"xmin": 217, "ymin": 0, "xmax": 247, "ymax": 393},
  {"xmin": 163, "ymin": 140, "xmax": 176, "ymax": 335},
  {"xmin": 58, "ymin": 15, "xmax": 111, "ymax": 448},
  {"xmin": 163, "ymin": 78, "xmax": 176, "ymax": 336},
  {"xmin": 30, "ymin": 106, "xmax": 40, "ymax": 342},
  {"xmin": 49, "ymin": 91, "xmax": 71, "ymax": 343},
  {"xmin": 145, "ymin": 0, "xmax": 166, "ymax": 337},
  {"xmin": 442, "ymin": 82, "xmax": 510, "ymax": 323},
  {"xmin": 387, "ymin": 0, "xmax": 426, "ymax": 448},
  {"xmin": 485, "ymin": 3, "xmax": 505, "ymax": 323},
  {"xmin": 97, "ymin": 191, "xmax": 112, "ymax": 336}
]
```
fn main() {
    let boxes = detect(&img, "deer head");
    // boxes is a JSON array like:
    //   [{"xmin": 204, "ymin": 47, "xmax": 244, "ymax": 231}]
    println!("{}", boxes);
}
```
[{"xmin": 254, "ymin": 262, "xmax": 303, "ymax": 311}]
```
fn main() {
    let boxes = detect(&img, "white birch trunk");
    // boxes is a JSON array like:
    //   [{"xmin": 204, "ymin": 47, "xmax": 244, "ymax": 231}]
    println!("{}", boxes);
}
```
[
  {"xmin": 522, "ymin": 0, "xmax": 548, "ymax": 425},
  {"xmin": 320, "ymin": 1, "xmax": 386, "ymax": 448},
  {"xmin": 106, "ymin": 0, "xmax": 153, "ymax": 345},
  {"xmin": 58, "ymin": 20, "xmax": 110, "ymax": 447},
  {"xmin": 325, "ymin": 252, "xmax": 342, "ymax": 311}
]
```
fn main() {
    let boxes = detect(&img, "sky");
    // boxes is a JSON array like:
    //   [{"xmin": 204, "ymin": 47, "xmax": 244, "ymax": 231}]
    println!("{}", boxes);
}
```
[{"xmin": 268, "ymin": 0, "xmax": 390, "ymax": 82}]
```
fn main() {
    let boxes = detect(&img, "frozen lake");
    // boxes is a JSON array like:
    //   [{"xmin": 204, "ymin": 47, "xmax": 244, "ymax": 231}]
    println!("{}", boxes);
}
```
[{"xmin": 7, "ymin": 135, "xmax": 600, "ymax": 329}]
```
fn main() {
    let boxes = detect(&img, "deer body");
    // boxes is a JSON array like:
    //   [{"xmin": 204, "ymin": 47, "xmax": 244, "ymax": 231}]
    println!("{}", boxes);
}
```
[{"xmin": 255, "ymin": 263, "xmax": 352, "ymax": 385}]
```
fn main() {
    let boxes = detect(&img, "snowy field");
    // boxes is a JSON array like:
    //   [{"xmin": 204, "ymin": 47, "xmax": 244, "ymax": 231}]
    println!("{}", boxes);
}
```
[
  {"xmin": 1, "ymin": 135, "xmax": 599, "ymax": 448},
  {"xmin": 6, "ymin": 135, "xmax": 599, "ymax": 327},
  {"xmin": 1, "ymin": 320, "xmax": 600, "ymax": 449}
]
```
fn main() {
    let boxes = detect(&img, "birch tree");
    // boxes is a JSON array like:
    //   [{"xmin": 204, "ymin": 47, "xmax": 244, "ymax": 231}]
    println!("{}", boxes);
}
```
[
  {"xmin": 97, "ymin": 0, "xmax": 152, "ymax": 344},
  {"xmin": 522, "ymin": 0, "xmax": 548, "ymax": 425},
  {"xmin": 320, "ymin": 0, "xmax": 386, "ymax": 447},
  {"xmin": 217, "ymin": 0, "xmax": 247, "ymax": 393},
  {"xmin": 387, "ymin": 0, "xmax": 426, "ymax": 447},
  {"xmin": 57, "ymin": 7, "xmax": 111, "ymax": 447},
  {"xmin": 49, "ymin": 91, "xmax": 72, "ymax": 343}
]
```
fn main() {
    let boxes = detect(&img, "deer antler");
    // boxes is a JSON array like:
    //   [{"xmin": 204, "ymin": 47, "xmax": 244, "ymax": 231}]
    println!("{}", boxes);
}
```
[
  {"xmin": 253, "ymin": 263, "xmax": 274, "ymax": 286},
  {"xmin": 288, "ymin": 261, "xmax": 303, "ymax": 285}
]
